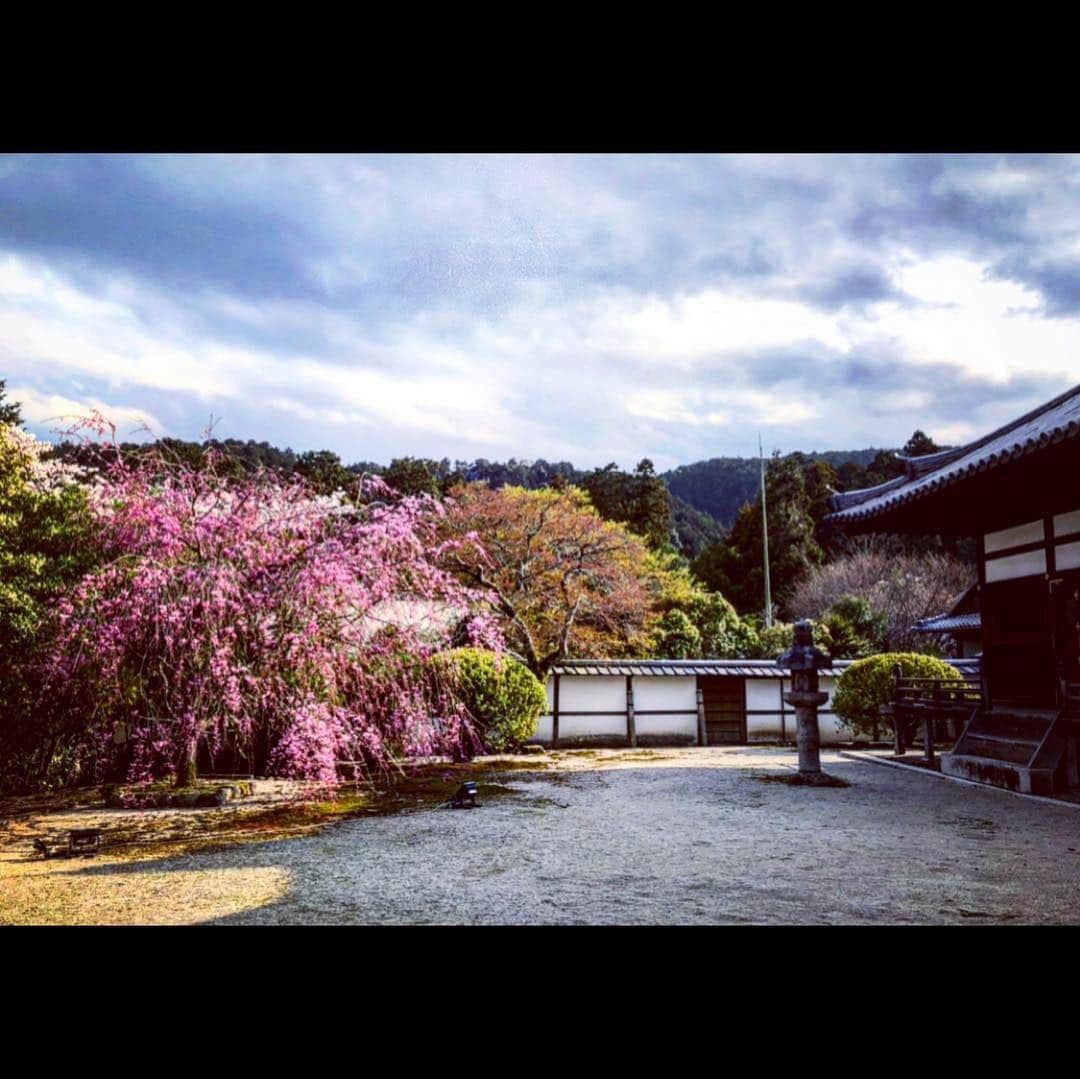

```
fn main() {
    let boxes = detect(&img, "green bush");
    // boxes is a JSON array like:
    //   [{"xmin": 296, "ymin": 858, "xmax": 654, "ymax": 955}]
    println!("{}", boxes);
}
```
[
  {"xmin": 752, "ymin": 619, "xmax": 834, "ymax": 660},
  {"xmin": 653, "ymin": 608, "xmax": 703, "ymax": 659},
  {"xmin": 432, "ymin": 648, "xmax": 547, "ymax": 753},
  {"xmin": 691, "ymin": 592, "xmax": 761, "ymax": 658},
  {"xmin": 832, "ymin": 652, "xmax": 962, "ymax": 739},
  {"xmin": 821, "ymin": 594, "xmax": 888, "ymax": 658},
  {"xmin": 1, "ymin": 421, "xmax": 100, "ymax": 793},
  {"xmin": 651, "ymin": 586, "xmax": 761, "ymax": 659}
]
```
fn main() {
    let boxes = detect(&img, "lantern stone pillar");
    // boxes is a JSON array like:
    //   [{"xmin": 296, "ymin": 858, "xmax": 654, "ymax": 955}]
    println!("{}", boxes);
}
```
[{"xmin": 778, "ymin": 620, "xmax": 832, "ymax": 781}]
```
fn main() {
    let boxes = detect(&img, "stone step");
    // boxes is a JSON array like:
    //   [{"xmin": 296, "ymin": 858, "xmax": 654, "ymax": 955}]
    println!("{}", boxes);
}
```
[
  {"xmin": 972, "ymin": 710, "xmax": 1056, "ymax": 742},
  {"xmin": 961, "ymin": 733, "xmax": 1040, "ymax": 765},
  {"xmin": 940, "ymin": 753, "xmax": 1057, "ymax": 796}
]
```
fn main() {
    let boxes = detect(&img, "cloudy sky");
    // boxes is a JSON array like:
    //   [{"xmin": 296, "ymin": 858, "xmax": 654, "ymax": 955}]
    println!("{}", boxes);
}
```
[{"xmin": 2, "ymin": 153, "xmax": 1078, "ymax": 471}]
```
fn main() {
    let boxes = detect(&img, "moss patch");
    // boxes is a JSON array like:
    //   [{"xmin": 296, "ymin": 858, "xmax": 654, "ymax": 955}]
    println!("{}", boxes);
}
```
[
  {"xmin": 751, "ymin": 772, "xmax": 851, "ymax": 788},
  {"xmin": 6, "ymin": 759, "xmax": 556, "ymax": 864},
  {"xmin": 0, "ymin": 785, "xmax": 106, "ymax": 820}
]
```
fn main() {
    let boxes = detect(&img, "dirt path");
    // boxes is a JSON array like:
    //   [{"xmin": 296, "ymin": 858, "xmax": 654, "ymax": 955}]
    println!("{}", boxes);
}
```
[{"xmin": 4, "ymin": 748, "xmax": 1080, "ymax": 924}]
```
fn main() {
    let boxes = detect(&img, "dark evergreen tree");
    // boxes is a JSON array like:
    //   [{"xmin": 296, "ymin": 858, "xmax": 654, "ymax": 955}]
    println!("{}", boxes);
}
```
[
  {"xmin": 294, "ymin": 450, "xmax": 354, "ymax": 495},
  {"xmin": 384, "ymin": 457, "xmax": 442, "ymax": 498},
  {"xmin": 0, "ymin": 381, "xmax": 22, "ymax": 427},
  {"xmin": 692, "ymin": 452, "xmax": 825, "ymax": 620},
  {"xmin": 902, "ymin": 430, "xmax": 942, "ymax": 458},
  {"xmin": 670, "ymin": 496, "xmax": 725, "ymax": 558},
  {"xmin": 582, "ymin": 460, "xmax": 673, "ymax": 551}
]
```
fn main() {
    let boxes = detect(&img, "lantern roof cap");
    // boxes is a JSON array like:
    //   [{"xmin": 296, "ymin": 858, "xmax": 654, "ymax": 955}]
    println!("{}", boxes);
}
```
[{"xmin": 776, "ymin": 619, "xmax": 831, "ymax": 670}]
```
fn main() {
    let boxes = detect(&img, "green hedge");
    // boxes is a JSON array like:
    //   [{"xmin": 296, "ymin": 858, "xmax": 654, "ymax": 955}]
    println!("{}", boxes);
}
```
[
  {"xmin": 432, "ymin": 648, "xmax": 547, "ymax": 753},
  {"xmin": 832, "ymin": 652, "xmax": 962, "ymax": 739}
]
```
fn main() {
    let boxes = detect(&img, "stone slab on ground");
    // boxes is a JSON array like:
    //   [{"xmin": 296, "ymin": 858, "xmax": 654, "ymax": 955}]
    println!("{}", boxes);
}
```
[{"xmin": 104, "ymin": 780, "xmax": 258, "ymax": 809}]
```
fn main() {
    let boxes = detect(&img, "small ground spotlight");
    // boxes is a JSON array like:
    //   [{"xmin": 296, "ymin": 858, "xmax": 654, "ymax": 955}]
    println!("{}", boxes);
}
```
[
  {"xmin": 450, "ymin": 781, "xmax": 479, "ymax": 808},
  {"xmin": 69, "ymin": 829, "xmax": 101, "ymax": 857}
]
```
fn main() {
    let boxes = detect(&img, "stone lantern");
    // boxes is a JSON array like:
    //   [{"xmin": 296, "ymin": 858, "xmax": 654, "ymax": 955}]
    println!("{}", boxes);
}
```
[{"xmin": 778, "ymin": 620, "xmax": 831, "ymax": 780}]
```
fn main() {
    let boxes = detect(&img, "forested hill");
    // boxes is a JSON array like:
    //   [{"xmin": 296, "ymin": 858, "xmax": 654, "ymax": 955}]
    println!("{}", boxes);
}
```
[
  {"xmin": 50, "ymin": 435, "xmax": 898, "ymax": 556},
  {"xmin": 663, "ymin": 449, "xmax": 883, "ymax": 530}
]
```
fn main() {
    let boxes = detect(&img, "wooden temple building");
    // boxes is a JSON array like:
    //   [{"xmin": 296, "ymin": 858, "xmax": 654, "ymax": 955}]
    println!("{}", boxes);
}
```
[{"xmin": 826, "ymin": 382, "xmax": 1080, "ymax": 796}]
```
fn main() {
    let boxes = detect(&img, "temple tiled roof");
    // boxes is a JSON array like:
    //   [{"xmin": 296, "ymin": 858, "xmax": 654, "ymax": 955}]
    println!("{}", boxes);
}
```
[
  {"xmin": 912, "ymin": 612, "xmax": 981, "ymax": 635},
  {"xmin": 826, "ymin": 382, "xmax": 1080, "ymax": 525}
]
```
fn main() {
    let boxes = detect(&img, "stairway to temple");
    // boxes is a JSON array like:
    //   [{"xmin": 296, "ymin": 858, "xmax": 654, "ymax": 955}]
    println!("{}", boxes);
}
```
[{"xmin": 941, "ymin": 706, "xmax": 1074, "ymax": 795}]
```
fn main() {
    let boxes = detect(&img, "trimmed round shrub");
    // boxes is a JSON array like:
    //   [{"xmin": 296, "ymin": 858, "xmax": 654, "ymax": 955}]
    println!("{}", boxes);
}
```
[
  {"xmin": 832, "ymin": 652, "xmax": 962, "ymax": 739},
  {"xmin": 432, "ymin": 648, "xmax": 547, "ymax": 753}
]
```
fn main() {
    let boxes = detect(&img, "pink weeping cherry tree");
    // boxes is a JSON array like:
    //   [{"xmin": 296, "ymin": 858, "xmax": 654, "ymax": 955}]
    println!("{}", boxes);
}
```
[{"xmin": 44, "ymin": 422, "xmax": 504, "ymax": 787}]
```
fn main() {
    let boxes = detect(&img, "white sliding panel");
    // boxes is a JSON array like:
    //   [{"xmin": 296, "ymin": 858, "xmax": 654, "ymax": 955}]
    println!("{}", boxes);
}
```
[{"xmin": 984, "ymin": 518, "xmax": 1044, "ymax": 554}]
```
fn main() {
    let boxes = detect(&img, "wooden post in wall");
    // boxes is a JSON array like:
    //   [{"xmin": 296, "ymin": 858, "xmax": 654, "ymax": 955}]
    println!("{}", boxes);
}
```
[
  {"xmin": 779, "ymin": 678, "xmax": 787, "ymax": 744},
  {"xmin": 552, "ymin": 673, "xmax": 560, "ymax": 750},
  {"xmin": 697, "ymin": 687, "xmax": 707, "ymax": 746},
  {"xmin": 626, "ymin": 675, "xmax": 637, "ymax": 748}
]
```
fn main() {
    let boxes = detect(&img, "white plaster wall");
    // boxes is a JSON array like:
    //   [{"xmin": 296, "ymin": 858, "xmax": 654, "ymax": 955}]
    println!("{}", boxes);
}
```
[
  {"xmin": 552, "ymin": 675, "xmax": 624, "ymax": 712},
  {"xmin": 746, "ymin": 676, "xmax": 787, "ymax": 742},
  {"xmin": 745, "ymin": 675, "xmax": 856, "ymax": 744},
  {"xmin": 547, "ymin": 675, "xmax": 627, "ymax": 741},
  {"xmin": 816, "ymin": 676, "xmax": 856, "ymax": 743},
  {"xmin": 556, "ymin": 712, "xmax": 627, "ymax": 739},
  {"xmin": 535, "ymin": 671, "xmax": 860, "ymax": 745},
  {"xmin": 746, "ymin": 679, "xmax": 784, "ymax": 713},
  {"xmin": 631, "ymin": 676, "xmax": 697, "ymax": 738},
  {"xmin": 534, "ymin": 712, "xmax": 554, "ymax": 742}
]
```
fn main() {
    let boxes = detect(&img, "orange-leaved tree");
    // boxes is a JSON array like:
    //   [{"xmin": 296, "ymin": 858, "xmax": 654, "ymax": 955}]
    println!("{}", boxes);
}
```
[{"xmin": 440, "ymin": 483, "xmax": 661, "ymax": 676}]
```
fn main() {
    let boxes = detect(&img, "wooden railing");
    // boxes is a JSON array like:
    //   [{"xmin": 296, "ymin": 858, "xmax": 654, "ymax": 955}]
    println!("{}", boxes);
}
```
[{"xmin": 880, "ymin": 667, "xmax": 981, "ymax": 761}]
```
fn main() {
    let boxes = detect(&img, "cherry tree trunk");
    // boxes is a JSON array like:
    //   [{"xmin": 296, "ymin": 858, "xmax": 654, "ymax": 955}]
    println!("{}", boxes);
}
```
[{"xmin": 175, "ymin": 738, "xmax": 198, "ymax": 788}]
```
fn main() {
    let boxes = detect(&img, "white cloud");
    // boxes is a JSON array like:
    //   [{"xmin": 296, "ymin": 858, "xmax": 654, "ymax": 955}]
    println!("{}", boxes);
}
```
[
  {"xmin": 877, "ymin": 254, "xmax": 1077, "ymax": 381},
  {"xmin": 932, "ymin": 421, "xmax": 978, "ymax": 444},
  {"xmin": 6, "ymin": 153, "xmax": 1080, "ymax": 469},
  {"xmin": 10, "ymin": 384, "xmax": 165, "ymax": 442},
  {"xmin": 569, "ymin": 289, "xmax": 851, "ymax": 365},
  {"xmin": 0, "ymin": 251, "xmax": 525, "ymax": 454}
]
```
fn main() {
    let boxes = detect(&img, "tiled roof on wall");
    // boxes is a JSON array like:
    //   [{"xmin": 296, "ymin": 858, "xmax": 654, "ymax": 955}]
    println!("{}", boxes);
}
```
[{"xmin": 550, "ymin": 657, "xmax": 981, "ymax": 679}]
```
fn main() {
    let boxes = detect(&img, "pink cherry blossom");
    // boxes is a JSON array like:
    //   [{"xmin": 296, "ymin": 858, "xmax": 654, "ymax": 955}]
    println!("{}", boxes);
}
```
[{"xmin": 43, "ymin": 436, "xmax": 504, "ymax": 786}]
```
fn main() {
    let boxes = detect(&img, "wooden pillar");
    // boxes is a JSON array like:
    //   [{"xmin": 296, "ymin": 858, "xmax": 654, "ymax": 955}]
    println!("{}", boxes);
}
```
[
  {"xmin": 975, "ymin": 536, "xmax": 991, "ymax": 714},
  {"xmin": 932, "ymin": 678, "xmax": 941, "ymax": 746},
  {"xmin": 552, "ymin": 672, "xmax": 560, "ymax": 750},
  {"xmin": 1066, "ymin": 735, "xmax": 1080, "ymax": 788},
  {"xmin": 892, "ymin": 663, "xmax": 905, "ymax": 755},
  {"xmin": 923, "ymin": 675, "xmax": 937, "ymax": 760},
  {"xmin": 696, "ymin": 686, "xmax": 707, "ymax": 746},
  {"xmin": 626, "ymin": 675, "xmax": 637, "ymax": 748}
]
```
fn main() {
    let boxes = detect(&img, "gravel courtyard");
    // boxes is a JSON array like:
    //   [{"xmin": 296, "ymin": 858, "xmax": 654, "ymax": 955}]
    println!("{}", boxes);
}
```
[{"xmin": 5, "ymin": 747, "xmax": 1080, "ymax": 924}]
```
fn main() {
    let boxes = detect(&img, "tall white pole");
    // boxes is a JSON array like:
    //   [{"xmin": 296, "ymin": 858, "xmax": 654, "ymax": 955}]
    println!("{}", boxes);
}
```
[{"xmin": 760, "ymin": 433, "xmax": 772, "ymax": 628}]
